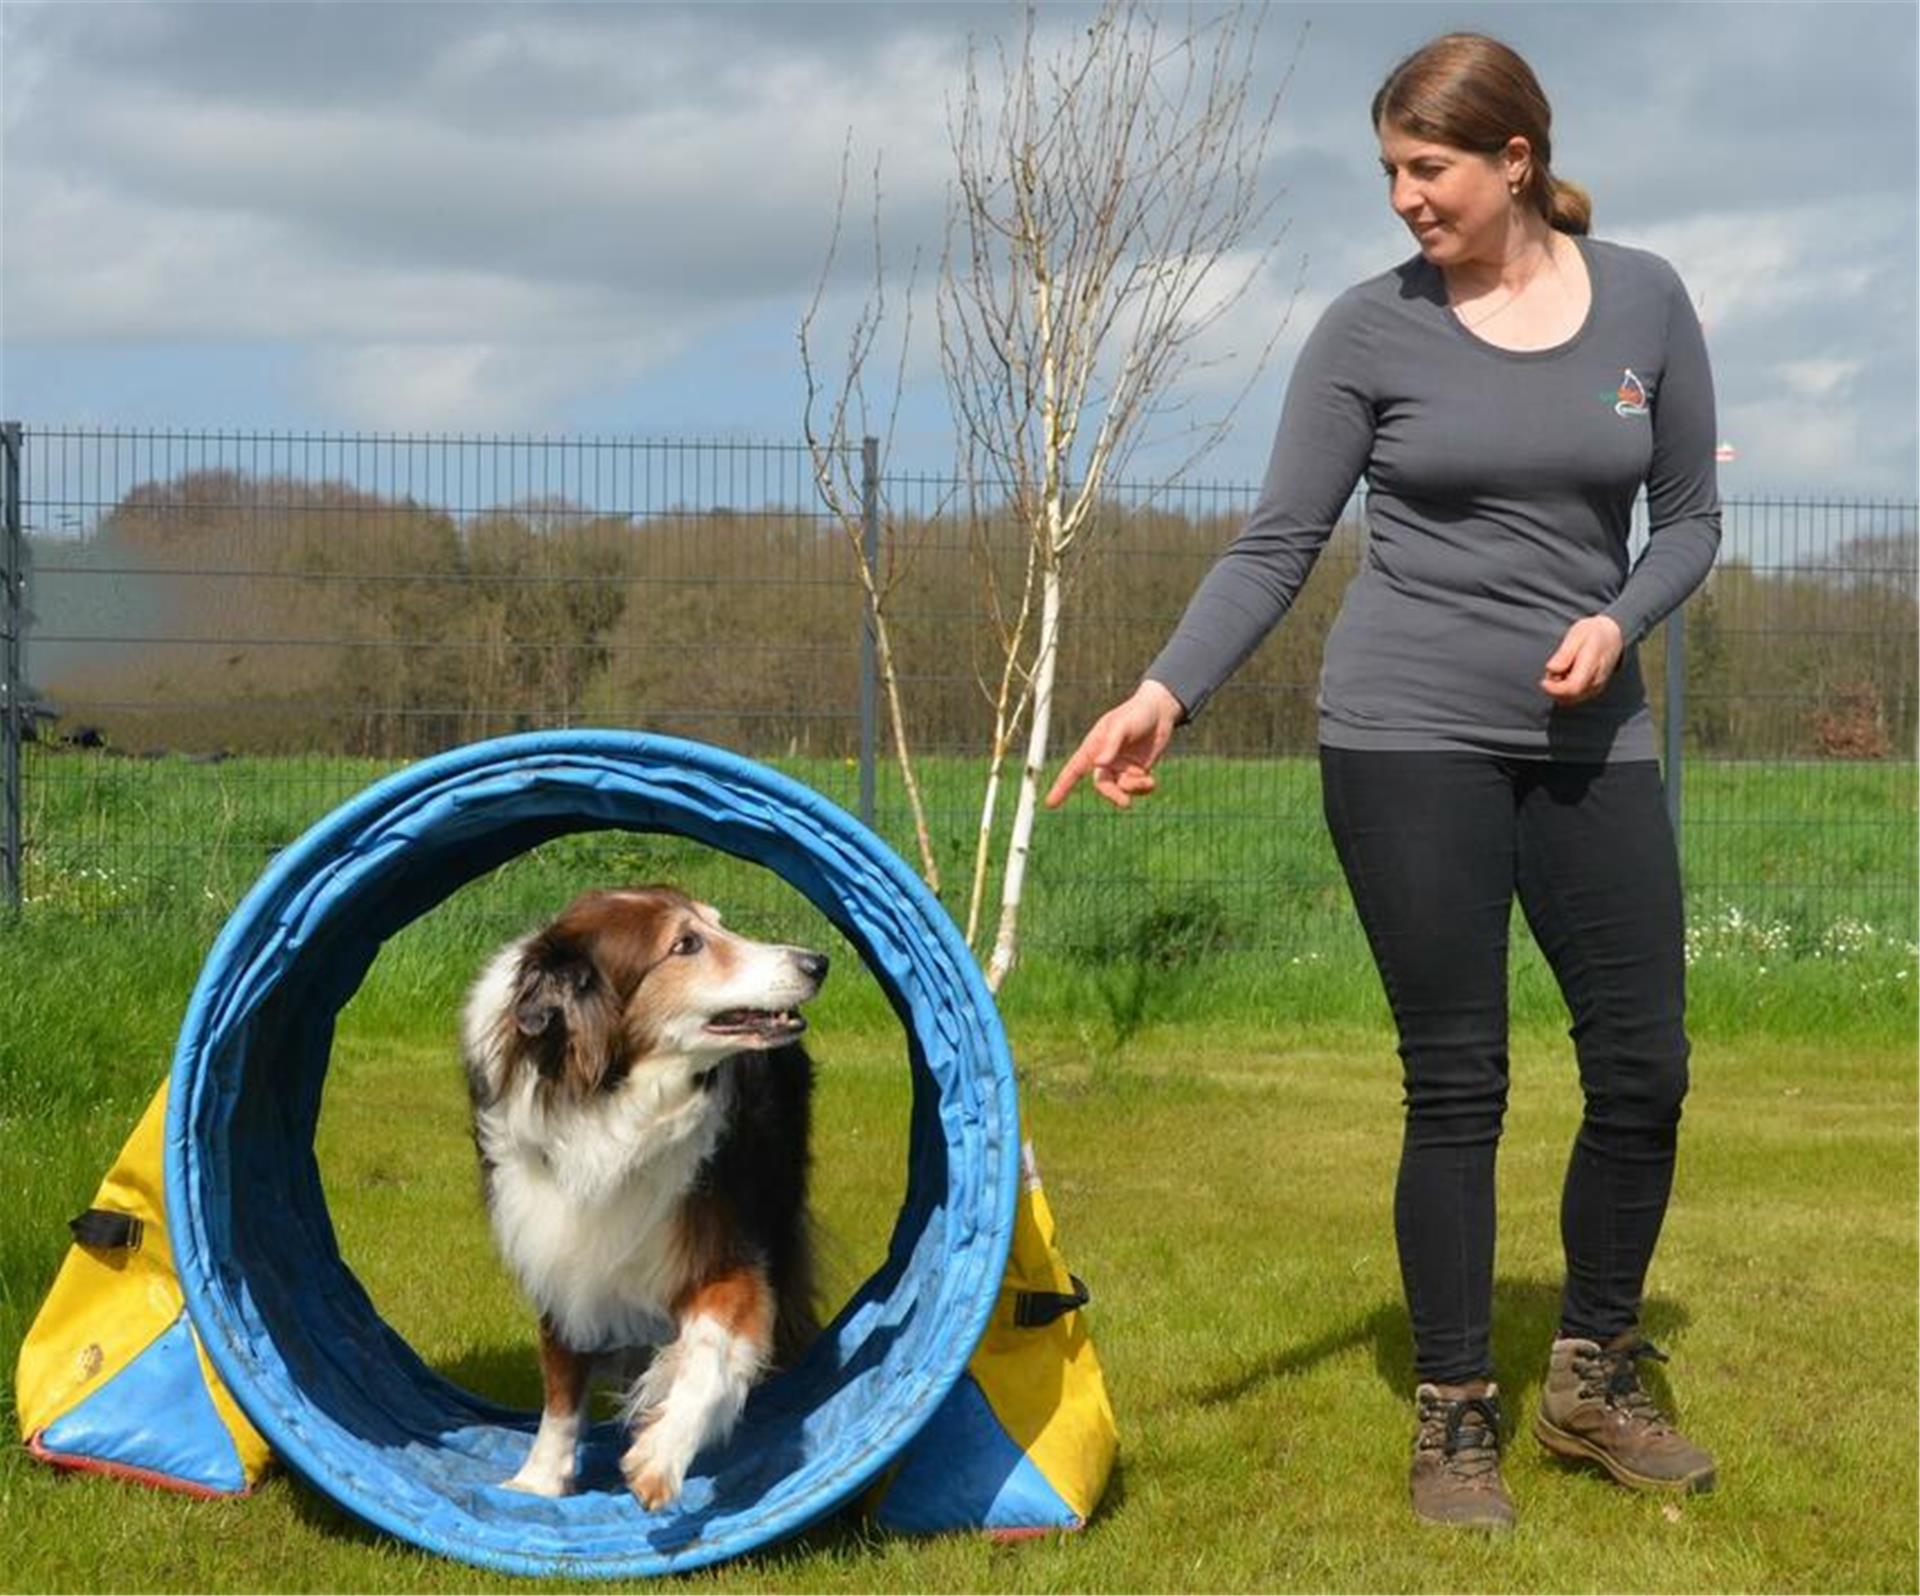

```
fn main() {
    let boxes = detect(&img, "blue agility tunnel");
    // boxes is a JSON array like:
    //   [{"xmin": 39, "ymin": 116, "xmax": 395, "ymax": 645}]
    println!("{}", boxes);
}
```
[{"xmin": 163, "ymin": 731, "xmax": 1020, "ymax": 1578}]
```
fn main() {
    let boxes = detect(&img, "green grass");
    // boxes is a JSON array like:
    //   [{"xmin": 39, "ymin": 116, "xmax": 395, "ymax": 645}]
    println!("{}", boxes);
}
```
[
  {"xmin": 4, "ymin": 749, "xmax": 1915, "ymax": 1587},
  {"xmin": 18, "ymin": 747, "xmax": 1918, "ymax": 959},
  {"xmin": 1, "ymin": 905, "xmax": 1915, "ymax": 1591}
]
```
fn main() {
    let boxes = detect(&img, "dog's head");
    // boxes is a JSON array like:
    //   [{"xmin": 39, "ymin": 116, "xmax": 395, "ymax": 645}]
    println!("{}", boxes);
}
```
[{"xmin": 483, "ymin": 885, "xmax": 828, "ymax": 1102}]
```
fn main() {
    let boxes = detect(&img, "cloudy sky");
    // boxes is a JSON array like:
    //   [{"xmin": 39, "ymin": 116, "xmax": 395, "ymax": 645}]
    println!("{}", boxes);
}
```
[{"xmin": 2, "ymin": 0, "xmax": 1914, "ymax": 499}]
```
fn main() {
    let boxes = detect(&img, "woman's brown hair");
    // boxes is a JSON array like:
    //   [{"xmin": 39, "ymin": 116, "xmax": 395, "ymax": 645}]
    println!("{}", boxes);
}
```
[{"xmin": 1371, "ymin": 33, "xmax": 1591, "ymax": 236}]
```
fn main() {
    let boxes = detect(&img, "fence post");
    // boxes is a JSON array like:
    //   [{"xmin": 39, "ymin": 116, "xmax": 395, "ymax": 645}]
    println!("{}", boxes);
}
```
[
  {"xmin": 858, "ymin": 436, "xmax": 880, "ymax": 830},
  {"xmin": 2, "ymin": 421, "xmax": 23, "ymax": 916},
  {"xmin": 1664, "ymin": 606, "xmax": 1685, "ymax": 846}
]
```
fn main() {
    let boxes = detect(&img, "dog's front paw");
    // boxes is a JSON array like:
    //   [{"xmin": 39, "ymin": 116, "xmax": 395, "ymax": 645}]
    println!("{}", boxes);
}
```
[
  {"xmin": 627, "ymin": 1465, "xmax": 680, "ymax": 1512},
  {"xmin": 621, "ymin": 1430, "xmax": 687, "ymax": 1512},
  {"xmin": 502, "ymin": 1463, "xmax": 576, "ymax": 1498}
]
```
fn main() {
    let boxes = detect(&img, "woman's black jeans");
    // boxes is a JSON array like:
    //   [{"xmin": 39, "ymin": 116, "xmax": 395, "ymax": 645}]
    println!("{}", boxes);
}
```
[{"xmin": 1319, "ymin": 746, "xmax": 1691, "ymax": 1386}]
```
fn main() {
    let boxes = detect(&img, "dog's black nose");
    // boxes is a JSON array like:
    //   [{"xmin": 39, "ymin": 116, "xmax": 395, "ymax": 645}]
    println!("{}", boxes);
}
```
[{"xmin": 795, "ymin": 949, "xmax": 829, "ymax": 985}]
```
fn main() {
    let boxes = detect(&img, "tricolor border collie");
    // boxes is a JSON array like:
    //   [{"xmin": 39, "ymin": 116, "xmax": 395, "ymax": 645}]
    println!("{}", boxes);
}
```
[{"xmin": 461, "ymin": 885, "xmax": 826, "ymax": 1510}]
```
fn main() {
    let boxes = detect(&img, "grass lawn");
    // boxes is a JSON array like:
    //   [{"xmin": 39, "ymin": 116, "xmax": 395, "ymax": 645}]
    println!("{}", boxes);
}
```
[
  {"xmin": 2, "ymin": 903, "xmax": 1915, "ymax": 1592},
  {"xmin": 18, "ymin": 748, "xmax": 1917, "ymax": 958}
]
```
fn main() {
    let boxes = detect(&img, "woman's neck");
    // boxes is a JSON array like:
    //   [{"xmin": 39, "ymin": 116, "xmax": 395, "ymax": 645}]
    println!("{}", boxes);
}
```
[{"xmin": 1445, "ymin": 216, "xmax": 1561, "ymax": 298}]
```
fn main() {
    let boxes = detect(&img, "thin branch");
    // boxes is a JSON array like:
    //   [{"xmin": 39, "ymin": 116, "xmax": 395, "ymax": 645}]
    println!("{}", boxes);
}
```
[{"xmin": 938, "ymin": 0, "xmax": 1304, "ymax": 983}]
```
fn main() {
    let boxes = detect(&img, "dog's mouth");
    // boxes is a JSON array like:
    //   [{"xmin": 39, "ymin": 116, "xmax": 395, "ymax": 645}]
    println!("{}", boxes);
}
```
[{"xmin": 704, "ymin": 1008, "xmax": 807, "ymax": 1042}]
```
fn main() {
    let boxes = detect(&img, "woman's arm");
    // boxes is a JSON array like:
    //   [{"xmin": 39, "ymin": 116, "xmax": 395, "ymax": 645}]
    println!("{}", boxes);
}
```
[
  {"xmin": 1600, "ymin": 265, "xmax": 1722, "ymax": 648},
  {"xmin": 1143, "ymin": 290, "xmax": 1378, "ymax": 722},
  {"xmin": 1048, "ymin": 289, "xmax": 1376, "ymax": 810}
]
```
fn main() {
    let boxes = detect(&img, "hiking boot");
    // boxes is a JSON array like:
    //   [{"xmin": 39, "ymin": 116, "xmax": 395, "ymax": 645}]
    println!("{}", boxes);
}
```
[
  {"xmin": 1534, "ymin": 1330, "xmax": 1716, "ymax": 1493},
  {"xmin": 1410, "ymin": 1382, "xmax": 1516, "ymax": 1531}
]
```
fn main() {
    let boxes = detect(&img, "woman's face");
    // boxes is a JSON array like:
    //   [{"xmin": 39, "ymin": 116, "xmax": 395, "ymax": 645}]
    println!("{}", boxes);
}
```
[{"xmin": 1377, "ymin": 122, "xmax": 1525, "ymax": 267}]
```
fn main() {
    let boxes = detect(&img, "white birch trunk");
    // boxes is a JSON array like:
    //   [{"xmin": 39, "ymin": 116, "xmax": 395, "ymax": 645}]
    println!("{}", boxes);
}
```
[
  {"xmin": 985, "ymin": 549, "xmax": 1063, "ymax": 992},
  {"xmin": 964, "ymin": 744, "xmax": 1007, "ymax": 948},
  {"xmin": 963, "ymin": 540, "xmax": 1040, "ymax": 947}
]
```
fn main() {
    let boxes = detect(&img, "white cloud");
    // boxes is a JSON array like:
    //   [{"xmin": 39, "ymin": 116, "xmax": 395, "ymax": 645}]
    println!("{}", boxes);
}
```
[
  {"xmin": 1721, "ymin": 397, "xmax": 1873, "ymax": 487},
  {"xmin": 1775, "ymin": 357, "xmax": 1865, "ymax": 404},
  {"xmin": 1611, "ymin": 197, "xmax": 1913, "ymax": 496},
  {"xmin": 2, "ymin": 1, "xmax": 964, "ymax": 436},
  {"xmin": 303, "ymin": 338, "xmax": 683, "ymax": 432},
  {"xmin": 1, "ymin": 2, "xmax": 1912, "ymax": 495},
  {"xmin": 1161, "ymin": 246, "xmax": 1319, "ymax": 409},
  {"xmin": 7, "ymin": 171, "xmax": 640, "ymax": 347},
  {"xmin": 1611, "ymin": 201, "xmax": 1894, "ymax": 334}
]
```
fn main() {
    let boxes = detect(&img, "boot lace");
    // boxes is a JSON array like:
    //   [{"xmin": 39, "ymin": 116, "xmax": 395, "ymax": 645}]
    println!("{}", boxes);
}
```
[
  {"xmin": 1575, "ymin": 1338, "xmax": 1675, "ymax": 1433},
  {"xmin": 1417, "ymin": 1392, "xmax": 1504, "ymax": 1482}
]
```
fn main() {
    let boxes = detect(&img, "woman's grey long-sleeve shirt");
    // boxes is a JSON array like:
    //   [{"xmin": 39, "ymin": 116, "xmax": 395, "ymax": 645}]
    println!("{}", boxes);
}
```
[{"xmin": 1145, "ymin": 236, "xmax": 1721, "ymax": 762}]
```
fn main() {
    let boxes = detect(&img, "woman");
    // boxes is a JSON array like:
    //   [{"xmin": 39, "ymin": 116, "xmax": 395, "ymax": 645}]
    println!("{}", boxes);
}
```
[{"xmin": 1045, "ymin": 33, "xmax": 1719, "ymax": 1531}]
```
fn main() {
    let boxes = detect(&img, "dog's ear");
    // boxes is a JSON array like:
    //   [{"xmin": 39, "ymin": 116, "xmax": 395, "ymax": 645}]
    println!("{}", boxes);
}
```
[
  {"xmin": 512, "ymin": 936, "xmax": 619, "ymax": 1096},
  {"xmin": 512, "ymin": 945, "xmax": 592, "ymax": 1037}
]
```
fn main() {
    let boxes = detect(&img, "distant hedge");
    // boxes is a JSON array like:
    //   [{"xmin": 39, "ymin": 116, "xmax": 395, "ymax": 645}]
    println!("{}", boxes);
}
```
[{"xmin": 24, "ymin": 468, "xmax": 1916, "ymax": 762}]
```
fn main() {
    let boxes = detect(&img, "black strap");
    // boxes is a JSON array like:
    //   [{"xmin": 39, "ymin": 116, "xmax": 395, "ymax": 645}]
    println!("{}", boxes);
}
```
[
  {"xmin": 1013, "ymin": 1274, "xmax": 1090, "ymax": 1328},
  {"xmin": 69, "ymin": 1208, "xmax": 144, "ymax": 1251}
]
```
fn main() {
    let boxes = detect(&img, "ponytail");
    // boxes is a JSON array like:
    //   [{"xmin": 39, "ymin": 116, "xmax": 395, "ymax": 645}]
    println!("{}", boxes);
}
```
[{"xmin": 1546, "ymin": 175, "xmax": 1592, "ymax": 236}]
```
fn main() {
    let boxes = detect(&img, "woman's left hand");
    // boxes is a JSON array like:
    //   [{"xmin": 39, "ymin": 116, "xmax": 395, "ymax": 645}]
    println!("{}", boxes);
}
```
[{"xmin": 1540, "ymin": 615, "xmax": 1625, "ymax": 706}]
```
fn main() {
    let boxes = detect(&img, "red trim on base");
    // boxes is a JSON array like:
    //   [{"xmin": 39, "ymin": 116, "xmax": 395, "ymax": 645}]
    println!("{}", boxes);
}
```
[
  {"xmin": 26, "ymin": 1430, "xmax": 253, "ymax": 1500},
  {"xmin": 984, "ymin": 1519, "xmax": 1085, "ymax": 1543}
]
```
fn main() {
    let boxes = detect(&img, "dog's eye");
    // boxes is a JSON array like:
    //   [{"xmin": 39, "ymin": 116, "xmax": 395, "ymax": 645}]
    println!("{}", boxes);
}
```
[{"xmin": 670, "ymin": 932, "xmax": 704, "ymax": 956}]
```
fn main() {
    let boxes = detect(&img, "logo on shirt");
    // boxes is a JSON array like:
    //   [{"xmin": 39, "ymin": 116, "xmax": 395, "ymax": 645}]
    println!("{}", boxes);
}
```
[{"xmin": 1612, "ymin": 368, "xmax": 1652, "ymax": 417}]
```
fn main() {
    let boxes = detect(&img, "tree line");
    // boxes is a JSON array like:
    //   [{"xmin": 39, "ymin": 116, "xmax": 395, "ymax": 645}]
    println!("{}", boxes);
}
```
[{"xmin": 23, "ymin": 468, "xmax": 1916, "ymax": 763}]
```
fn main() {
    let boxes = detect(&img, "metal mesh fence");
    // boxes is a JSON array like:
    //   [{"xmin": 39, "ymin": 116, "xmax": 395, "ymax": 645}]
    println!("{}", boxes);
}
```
[{"xmin": 5, "ymin": 426, "xmax": 1914, "ymax": 958}]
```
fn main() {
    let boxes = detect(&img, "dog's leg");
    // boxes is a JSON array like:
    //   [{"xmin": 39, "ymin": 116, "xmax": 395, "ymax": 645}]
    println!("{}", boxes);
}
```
[
  {"xmin": 503, "ymin": 1316, "xmax": 593, "ymax": 1497},
  {"xmin": 619, "ymin": 1269, "xmax": 772, "ymax": 1511}
]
